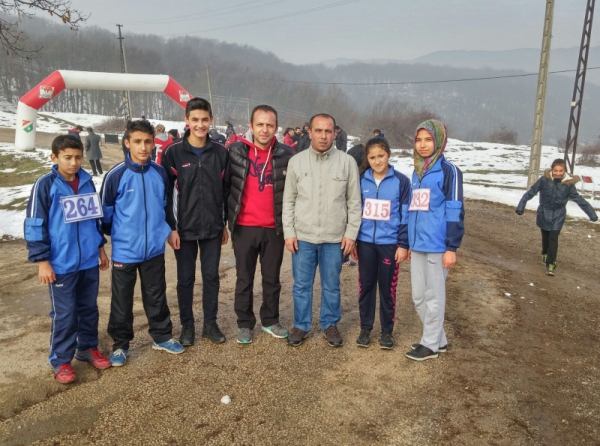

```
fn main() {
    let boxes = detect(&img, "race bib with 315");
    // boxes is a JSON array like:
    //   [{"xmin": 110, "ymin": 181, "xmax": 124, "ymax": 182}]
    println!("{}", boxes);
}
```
[
  {"xmin": 362, "ymin": 198, "xmax": 391, "ymax": 221},
  {"xmin": 409, "ymin": 188, "xmax": 431, "ymax": 211},
  {"xmin": 60, "ymin": 193, "xmax": 103, "ymax": 223}
]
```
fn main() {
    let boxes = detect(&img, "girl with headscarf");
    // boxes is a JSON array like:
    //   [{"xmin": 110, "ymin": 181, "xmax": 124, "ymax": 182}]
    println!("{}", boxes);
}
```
[{"xmin": 405, "ymin": 119, "xmax": 464, "ymax": 361}]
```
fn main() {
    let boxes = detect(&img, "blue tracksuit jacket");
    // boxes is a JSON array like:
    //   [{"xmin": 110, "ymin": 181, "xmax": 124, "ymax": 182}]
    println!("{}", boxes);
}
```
[
  {"xmin": 407, "ymin": 155, "xmax": 464, "ymax": 253},
  {"xmin": 357, "ymin": 166, "xmax": 410, "ymax": 247},
  {"xmin": 100, "ymin": 155, "xmax": 172, "ymax": 263},
  {"xmin": 24, "ymin": 166, "xmax": 104, "ymax": 274}
]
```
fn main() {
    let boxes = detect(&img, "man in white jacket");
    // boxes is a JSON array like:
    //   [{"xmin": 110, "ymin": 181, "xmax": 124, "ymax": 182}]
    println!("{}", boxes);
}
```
[{"xmin": 282, "ymin": 113, "xmax": 361, "ymax": 347}]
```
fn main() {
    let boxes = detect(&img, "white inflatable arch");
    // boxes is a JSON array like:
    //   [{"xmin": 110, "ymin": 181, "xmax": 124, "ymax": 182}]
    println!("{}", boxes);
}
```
[{"xmin": 15, "ymin": 70, "xmax": 192, "ymax": 149}]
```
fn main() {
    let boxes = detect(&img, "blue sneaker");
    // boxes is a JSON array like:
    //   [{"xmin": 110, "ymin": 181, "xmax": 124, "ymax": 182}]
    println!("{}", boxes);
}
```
[
  {"xmin": 110, "ymin": 348, "xmax": 128, "ymax": 367},
  {"xmin": 152, "ymin": 338, "xmax": 185, "ymax": 354}
]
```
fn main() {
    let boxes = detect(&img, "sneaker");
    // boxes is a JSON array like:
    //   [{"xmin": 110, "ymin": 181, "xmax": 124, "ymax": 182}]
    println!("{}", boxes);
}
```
[
  {"xmin": 546, "ymin": 263, "xmax": 556, "ymax": 276},
  {"xmin": 202, "ymin": 322, "xmax": 226, "ymax": 344},
  {"xmin": 53, "ymin": 363, "xmax": 76, "ymax": 384},
  {"xmin": 237, "ymin": 328, "xmax": 253, "ymax": 345},
  {"xmin": 261, "ymin": 323, "xmax": 288, "ymax": 339},
  {"xmin": 287, "ymin": 328, "xmax": 309, "ymax": 347},
  {"xmin": 405, "ymin": 344, "xmax": 438, "ymax": 361},
  {"xmin": 179, "ymin": 325, "xmax": 195, "ymax": 347},
  {"xmin": 379, "ymin": 332, "xmax": 394, "ymax": 350},
  {"xmin": 324, "ymin": 325, "xmax": 343, "ymax": 348},
  {"xmin": 411, "ymin": 343, "xmax": 447, "ymax": 353},
  {"xmin": 75, "ymin": 347, "xmax": 112, "ymax": 369},
  {"xmin": 110, "ymin": 348, "xmax": 128, "ymax": 367},
  {"xmin": 152, "ymin": 338, "xmax": 185, "ymax": 354},
  {"xmin": 356, "ymin": 329, "xmax": 371, "ymax": 348}
]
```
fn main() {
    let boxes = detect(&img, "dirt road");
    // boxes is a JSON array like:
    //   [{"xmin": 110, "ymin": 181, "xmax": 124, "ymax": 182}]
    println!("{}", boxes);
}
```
[{"xmin": 0, "ymin": 199, "xmax": 598, "ymax": 445}]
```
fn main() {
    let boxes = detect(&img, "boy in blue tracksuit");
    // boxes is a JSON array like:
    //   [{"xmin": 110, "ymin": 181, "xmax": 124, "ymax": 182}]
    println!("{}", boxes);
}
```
[
  {"xmin": 406, "ymin": 119, "xmax": 464, "ymax": 361},
  {"xmin": 100, "ymin": 120, "xmax": 184, "ymax": 366},
  {"xmin": 353, "ymin": 138, "xmax": 410, "ymax": 349},
  {"xmin": 25, "ymin": 135, "xmax": 111, "ymax": 384}
]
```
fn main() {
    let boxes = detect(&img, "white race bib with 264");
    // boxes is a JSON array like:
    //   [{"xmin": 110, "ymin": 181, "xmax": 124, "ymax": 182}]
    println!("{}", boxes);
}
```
[
  {"xmin": 362, "ymin": 198, "xmax": 391, "ymax": 221},
  {"xmin": 409, "ymin": 188, "xmax": 431, "ymax": 211},
  {"xmin": 60, "ymin": 193, "xmax": 103, "ymax": 223}
]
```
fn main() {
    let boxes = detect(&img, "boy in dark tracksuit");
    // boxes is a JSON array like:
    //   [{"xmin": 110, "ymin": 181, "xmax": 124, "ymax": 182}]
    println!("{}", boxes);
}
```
[
  {"xmin": 354, "ymin": 138, "xmax": 411, "ymax": 349},
  {"xmin": 101, "ymin": 120, "xmax": 183, "ymax": 366},
  {"xmin": 161, "ymin": 97, "xmax": 229, "ymax": 346},
  {"xmin": 25, "ymin": 135, "xmax": 111, "ymax": 384}
]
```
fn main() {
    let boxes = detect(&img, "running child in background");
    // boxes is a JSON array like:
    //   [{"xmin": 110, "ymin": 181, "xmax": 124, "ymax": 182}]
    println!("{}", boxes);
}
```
[
  {"xmin": 100, "ymin": 120, "xmax": 184, "ymax": 367},
  {"xmin": 353, "ymin": 138, "xmax": 410, "ymax": 350},
  {"xmin": 24, "ymin": 135, "xmax": 111, "ymax": 384},
  {"xmin": 406, "ymin": 119, "xmax": 464, "ymax": 361},
  {"xmin": 516, "ymin": 158, "xmax": 597, "ymax": 276}
]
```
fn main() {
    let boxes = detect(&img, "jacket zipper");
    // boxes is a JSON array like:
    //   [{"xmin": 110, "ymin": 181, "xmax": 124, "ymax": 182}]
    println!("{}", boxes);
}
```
[{"xmin": 142, "ymin": 169, "xmax": 148, "ymax": 259}]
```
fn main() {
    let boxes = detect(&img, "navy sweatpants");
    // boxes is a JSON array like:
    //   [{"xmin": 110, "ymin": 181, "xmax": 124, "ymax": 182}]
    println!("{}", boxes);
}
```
[
  {"xmin": 48, "ymin": 267, "xmax": 100, "ymax": 368},
  {"xmin": 357, "ymin": 242, "xmax": 399, "ymax": 334}
]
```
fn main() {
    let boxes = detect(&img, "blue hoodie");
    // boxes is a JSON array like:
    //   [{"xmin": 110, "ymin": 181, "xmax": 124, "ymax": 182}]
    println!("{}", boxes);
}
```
[
  {"xmin": 100, "ymin": 154, "xmax": 171, "ymax": 263},
  {"xmin": 357, "ymin": 165, "xmax": 410, "ymax": 247},
  {"xmin": 407, "ymin": 155, "xmax": 464, "ymax": 253},
  {"xmin": 24, "ymin": 166, "xmax": 104, "ymax": 274}
]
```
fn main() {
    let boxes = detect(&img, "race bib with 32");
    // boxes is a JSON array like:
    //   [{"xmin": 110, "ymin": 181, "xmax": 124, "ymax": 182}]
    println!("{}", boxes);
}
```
[{"xmin": 409, "ymin": 188, "xmax": 431, "ymax": 211}]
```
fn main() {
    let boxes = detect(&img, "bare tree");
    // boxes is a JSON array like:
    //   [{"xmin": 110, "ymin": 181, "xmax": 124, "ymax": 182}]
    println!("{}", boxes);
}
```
[{"xmin": 0, "ymin": 0, "xmax": 85, "ymax": 55}]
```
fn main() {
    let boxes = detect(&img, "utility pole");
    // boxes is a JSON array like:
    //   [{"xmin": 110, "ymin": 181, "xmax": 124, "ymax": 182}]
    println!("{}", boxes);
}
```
[
  {"xmin": 116, "ymin": 24, "xmax": 133, "ymax": 119},
  {"xmin": 563, "ymin": 0, "xmax": 596, "ymax": 175},
  {"xmin": 206, "ymin": 67, "xmax": 215, "ymax": 125},
  {"xmin": 527, "ymin": 0, "xmax": 554, "ymax": 187}
]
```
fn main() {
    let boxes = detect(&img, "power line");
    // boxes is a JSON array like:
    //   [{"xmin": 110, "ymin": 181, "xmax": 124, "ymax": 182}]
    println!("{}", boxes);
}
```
[
  {"xmin": 164, "ymin": 0, "xmax": 362, "ymax": 36},
  {"xmin": 265, "ymin": 66, "xmax": 600, "ymax": 87}
]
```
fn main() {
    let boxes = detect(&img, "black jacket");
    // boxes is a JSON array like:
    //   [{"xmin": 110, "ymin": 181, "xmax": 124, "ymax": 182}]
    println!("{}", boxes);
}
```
[
  {"xmin": 226, "ymin": 139, "xmax": 293, "ymax": 236},
  {"xmin": 296, "ymin": 131, "xmax": 311, "ymax": 152},
  {"xmin": 516, "ymin": 170, "xmax": 598, "ymax": 231},
  {"xmin": 161, "ymin": 133, "xmax": 229, "ymax": 240}
]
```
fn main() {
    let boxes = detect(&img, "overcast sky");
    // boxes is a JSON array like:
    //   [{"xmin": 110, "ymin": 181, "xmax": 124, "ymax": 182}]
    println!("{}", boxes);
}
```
[{"xmin": 63, "ymin": 0, "xmax": 597, "ymax": 64}]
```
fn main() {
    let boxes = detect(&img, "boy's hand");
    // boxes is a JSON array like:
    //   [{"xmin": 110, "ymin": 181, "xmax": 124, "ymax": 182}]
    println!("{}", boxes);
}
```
[
  {"xmin": 38, "ymin": 261, "xmax": 56, "ymax": 284},
  {"xmin": 221, "ymin": 228, "xmax": 229, "ymax": 245},
  {"xmin": 395, "ymin": 247, "xmax": 408, "ymax": 264},
  {"xmin": 443, "ymin": 251, "xmax": 457, "ymax": 269},
  {"xmin": 99, "ymin": 247, "xmax": 109, "ymax": 271},
  {"xmin": 168, "ymin": 230, "xmax": 180, "ymax": 250}
]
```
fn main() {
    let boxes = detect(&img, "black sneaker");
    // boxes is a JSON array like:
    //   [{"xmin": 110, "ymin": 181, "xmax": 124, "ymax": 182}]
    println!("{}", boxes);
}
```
[
  {"xmin": 324, "ymin": 325, "xmax": 343, "ymax": 348},
  {"xmin": 405, "ymin": 344, "xmax": 438, "ymax": 361},
  {"xmin": 356, "ymin": 329, "xmax": 371, "ymax": 348},
  {"xmin": 202, "ymin": 322, "xmax": 226, "ymax": 344},
  {"xmin": 411, "ymin": 343, "xmax": 447, "ymax": 353},
  {"xmin": 379, "ymin": 332, "xmax": 394, "ymax": 350},
  {"xmin": 287, "ymin": 328, "xmax": 309, "ymax": 347},
  {"xmin": 179, "ymin": 325, "xmax": 195, "ymax": 346}
]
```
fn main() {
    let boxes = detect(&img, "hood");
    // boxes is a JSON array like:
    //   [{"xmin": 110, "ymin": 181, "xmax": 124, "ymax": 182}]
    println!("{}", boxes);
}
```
[{"xmin": 543, "ymin": 168, "xmax": 580, "ymax": 185}]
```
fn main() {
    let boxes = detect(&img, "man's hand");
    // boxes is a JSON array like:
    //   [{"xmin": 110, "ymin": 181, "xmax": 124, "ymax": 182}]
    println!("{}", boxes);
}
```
[
  {"xmin": 168, "ymin": 230, "xmax": 180, "ymax": 250},
  {"xmin": 285, "ymin": 237, "xmax": 298, "ymax": 254},
  {"xmin": 443, "ymin": 250, "xmax": 457, "ymax": 269},
  {"xmin": 350, "ymin": 245, "xmax": 358, "ymax": 261},
  {"xmin": 221, "ymin": 228, "xmax": 229, "ymax": 245},
  {"xmin": 395, "ymin": 247, "xmax": 408, "ymax": 264},
  {"xmin": 38, "ymin": 261, "xmax": 56, "ymax": 284},
  {"xmin": 99, "ymin": 247, "xmax": 109, "ymax": 271},
  {"xmin": 340, "ymin": 237, "xmax": 355, "ymax": 256}
]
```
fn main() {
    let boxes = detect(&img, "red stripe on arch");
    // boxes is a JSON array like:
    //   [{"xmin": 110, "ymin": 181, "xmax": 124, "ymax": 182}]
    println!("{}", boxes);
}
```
[
  {"xmin": 20, "ymin": 71, "xmax": 66, "ymax": 110},
  {"xmin": 163, "ymin": 77, "xmax": 191, "ymax": 109}
]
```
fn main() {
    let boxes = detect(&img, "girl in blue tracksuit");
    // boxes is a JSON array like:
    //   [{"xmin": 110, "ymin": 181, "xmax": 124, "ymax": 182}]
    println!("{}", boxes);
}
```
[
  {"xmin": 354, "ymin": 138, "xmax": 410, "ymax": 349},
  {"xmin": 405, "ymin": 119, "xmax": 464, "ymax": 362}
]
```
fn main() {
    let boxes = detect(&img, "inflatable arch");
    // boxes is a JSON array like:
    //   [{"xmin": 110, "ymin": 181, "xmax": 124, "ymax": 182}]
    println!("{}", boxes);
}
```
[{"xmin": 15, "ymin": 70, "xmax": 191, "ymax": 150}]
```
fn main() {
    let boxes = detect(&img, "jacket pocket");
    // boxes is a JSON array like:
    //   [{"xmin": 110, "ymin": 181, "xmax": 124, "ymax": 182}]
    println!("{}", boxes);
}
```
[{"xmin": 24, "ymin": 217, "xmax": 45, "ymax": 241}]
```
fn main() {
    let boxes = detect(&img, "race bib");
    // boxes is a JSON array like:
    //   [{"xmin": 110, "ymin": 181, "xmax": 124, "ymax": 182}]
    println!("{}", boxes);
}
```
[
  {"xmin": 362, "ymin": 198, "xmax": 391, "ymax": 221},
  {"xmin": 409, "ymin": 188, "xmax": 431, "ymax": 211},
  {"xmin": 60, "ymin": 193, "xmax": 103, "ymax": 223}
]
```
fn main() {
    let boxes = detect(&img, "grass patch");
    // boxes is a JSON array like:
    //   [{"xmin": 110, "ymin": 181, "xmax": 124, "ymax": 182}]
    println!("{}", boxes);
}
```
[
  {"xmin": 0, "ymin": 197, "xmax": 28, "ymax": 211},
  {"xmin": 0, "ymin": 152, "xmax": 50, "ymax": 188}
]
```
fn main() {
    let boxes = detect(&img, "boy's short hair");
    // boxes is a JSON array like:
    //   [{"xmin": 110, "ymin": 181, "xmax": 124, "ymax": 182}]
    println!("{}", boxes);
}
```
[
  {"xmin": 185, "ymin": 97, "xmax": 213, "ymax": 118},
  {"xmin": 551, "ymin": 158, "xmax": 566, "ymax": 169},
  {"xmin": 52, "ymin": 134, "xmax": 83, "ymax": 156},
  {"xmin": 124, "ymin": 120, "xmax": 155, "ymax": 141},
  {"xmin": 250, "ymin": 104, "xmax": 278, "ymax": 126}
]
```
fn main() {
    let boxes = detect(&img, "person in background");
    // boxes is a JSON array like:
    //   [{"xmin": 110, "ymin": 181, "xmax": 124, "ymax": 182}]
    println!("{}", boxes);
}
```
[
  {"xmin": 372, "ymin": 128, "xmax": 385, "ymax": 140},
  {"xmin": 85, "ymin": 127, "xmax": 104, "ymax": 176},
  {"xmin": 283, "ymin": 127, "xmax": 298, "ymax": 149},
  {"xmin": 154, "ymin": 124, "xmax": 173, "ymax": 165},
  {"xmin": 516, "ymin": 158, "xmax": 597, "ymax": 275},
  {"xmin": 335, "ymin": 125, "xmax": 348, "ymax": 151},
  {"xmin": 68, "ymin": 125, "xmax": 83, "ymax": 141}
]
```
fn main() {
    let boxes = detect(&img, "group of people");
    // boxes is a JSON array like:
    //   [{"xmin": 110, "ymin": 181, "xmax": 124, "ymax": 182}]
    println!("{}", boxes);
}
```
[{"xmin": 29, "ymin": 93, "xmax": 596, "ymax": 386}]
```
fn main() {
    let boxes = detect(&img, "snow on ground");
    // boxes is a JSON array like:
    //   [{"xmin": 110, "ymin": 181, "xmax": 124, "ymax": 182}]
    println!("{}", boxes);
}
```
[{"xmin": 1, "ymin": 108, "xmax": 599, "ymax": 238}]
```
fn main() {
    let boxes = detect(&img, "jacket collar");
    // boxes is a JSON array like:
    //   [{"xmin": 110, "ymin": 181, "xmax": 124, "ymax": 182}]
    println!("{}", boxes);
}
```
[
  {"xmin": 182, "ymin": 129, "xmax": 214, "ymax": 153},
  {"xmin": 52, "ymin": 164, "xmax": 93, "ymax": 186},
  {"xmin": 364, "ymin": 165, "xmax": 396, "ymax": 183},
  {"xmin": 125, "ymin": 152, "xmax": 151, "ymax": 173},
  {"xmin": 239, "ymin": 137, "xmax": 286, "ymax": 158},
  {"xmin": 309, "ymin": 145, "xmax": 335, "ymax": 158}
]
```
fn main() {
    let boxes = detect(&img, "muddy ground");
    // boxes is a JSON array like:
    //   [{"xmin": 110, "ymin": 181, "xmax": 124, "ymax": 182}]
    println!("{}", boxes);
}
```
[{"xmin": 0, "ymin": 136, "xmax": 599, "ymax": 444}]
